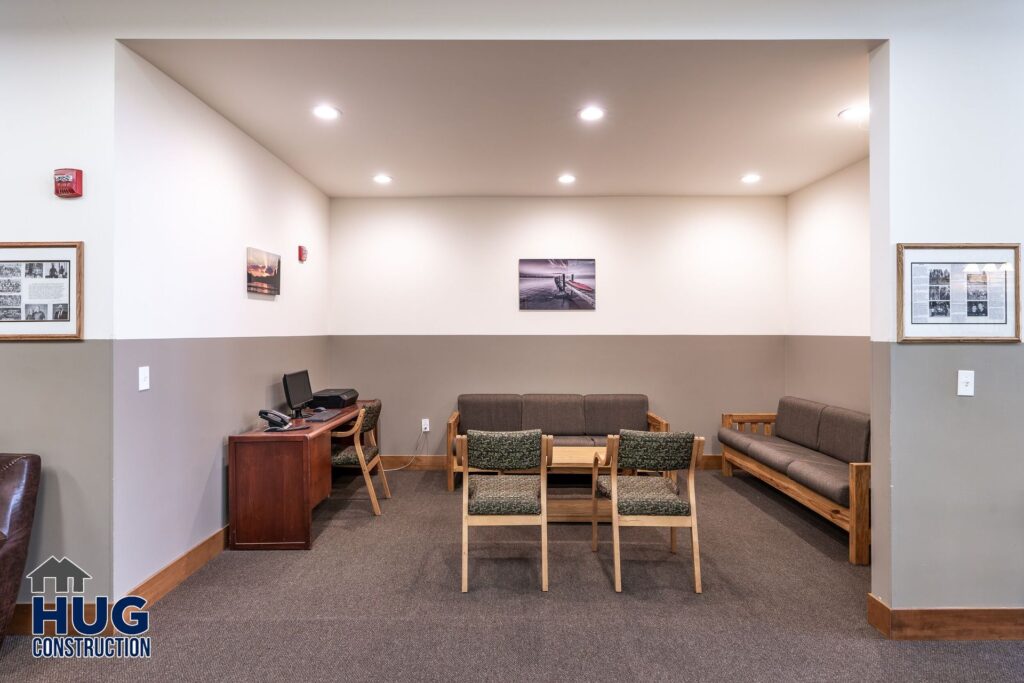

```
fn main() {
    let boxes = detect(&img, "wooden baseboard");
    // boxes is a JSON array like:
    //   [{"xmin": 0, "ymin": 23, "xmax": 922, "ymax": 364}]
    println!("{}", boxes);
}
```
[
  {"xmin": 698, "ymin": 454, "xmax": 722, "ymax": 470},
  {"xmin": 6, "ymin": 526, "xmax": 227, "ymax": 636},
  {"xmin": 867, "ymin": 593, "xmax": 1024, "ymax": 640},
  {"xmin": 380, "ymin": 455, "xmax": 445, "ymax": 470}
]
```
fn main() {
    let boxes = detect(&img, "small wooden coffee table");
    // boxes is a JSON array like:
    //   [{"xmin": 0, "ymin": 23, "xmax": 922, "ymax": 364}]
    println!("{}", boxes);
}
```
[{"xmin": 547, "ymin": 446, "xmax": 612, "ymax": 523}]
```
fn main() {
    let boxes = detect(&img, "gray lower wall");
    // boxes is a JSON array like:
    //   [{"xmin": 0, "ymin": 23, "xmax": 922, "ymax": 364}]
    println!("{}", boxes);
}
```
[
  {"xmin": 328, "ymin": 336, "xmax": 794, "ymax": 455},
  {"xmin": 0, "ymin": 341, "xmax": 113, "ymax": 602},
  {"xmin": 888, "ymin": 342, "xmax": 1024, "ymax": 608},
  {"xmin": 111, "ymin": 335, "xmax": 329, "ymax": 597},
  {"xmin": 783, "ymin": 336, "xmax": 871, "ymax": 412}
]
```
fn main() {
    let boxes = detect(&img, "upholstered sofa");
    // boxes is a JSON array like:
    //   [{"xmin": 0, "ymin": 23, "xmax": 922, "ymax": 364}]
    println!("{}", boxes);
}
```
[
  {"xmin": 718, "ymin": 397, "xmax": 871, "ymax": 564},
  {"xmin": 445, "ymin": 394, "xmax": 668, "ymax": 490},
  {"xmin": 0, "ymin": 453, "xmax": 41, "ymax": 646}
]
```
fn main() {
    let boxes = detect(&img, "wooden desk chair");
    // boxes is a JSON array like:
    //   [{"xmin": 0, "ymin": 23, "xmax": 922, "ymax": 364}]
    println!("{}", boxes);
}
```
[
  {"xmin": 457, "ymin": 429, "xmax": 552, "ymax": 593},
  {"xmin": 330, "ymin": 400, "xmax": 391, "ymax": 515},
  {"xmin": 591, "ymin": 430, "xmax": 705, "ymax": 593}
]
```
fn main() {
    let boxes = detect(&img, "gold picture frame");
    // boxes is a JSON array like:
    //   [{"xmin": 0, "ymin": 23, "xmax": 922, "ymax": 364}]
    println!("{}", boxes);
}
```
[
  {"xmin": 0, "ymin": 242, "xmax": 84, "ymax": 341},
  {"xmin": 897, "ymin": 243, "xmax": 1020, "ymax": 343}
]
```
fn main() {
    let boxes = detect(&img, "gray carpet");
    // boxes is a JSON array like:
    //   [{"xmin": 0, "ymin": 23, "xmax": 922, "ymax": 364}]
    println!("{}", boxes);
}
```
[{"xmin": 2, "ymin": 470, "xmax": 1021, "ymax": 681}]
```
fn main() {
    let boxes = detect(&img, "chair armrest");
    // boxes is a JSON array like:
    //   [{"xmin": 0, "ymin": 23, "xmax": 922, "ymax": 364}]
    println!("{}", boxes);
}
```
[
  {"xmin": 447, "ymin": 410, "xmax": 460, "ymax": 459},
  {"xmin": 721, "ymin": 412, "xmax": 777, "ymax": 429},
  {"xmin": 647, "ymin": 411, "xmax": 670, "ymax": 432},
  {"xmin": 330, "ymin": 425, "xmax": 358, "ymax": 438}
]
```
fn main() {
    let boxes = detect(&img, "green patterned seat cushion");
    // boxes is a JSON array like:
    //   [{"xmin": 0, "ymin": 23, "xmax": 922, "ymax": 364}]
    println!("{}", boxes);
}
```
[
  {"xmin": 468, "ymin": 475, "xmax": 541, "ymax": 515},
  {"xmin": 597, "ymin": 475, "xmax": 690, "ymax": 516},
  {"xmin": 467, "ymin": 429, "xmax": 542, "ymax": 471},
  {"xmin": 618, "ymin": 430, "xmax": 695, "ymax": 470},
  {"xmin": 332, "ymin": 443, "xmax": 379, "ymax": 466}
]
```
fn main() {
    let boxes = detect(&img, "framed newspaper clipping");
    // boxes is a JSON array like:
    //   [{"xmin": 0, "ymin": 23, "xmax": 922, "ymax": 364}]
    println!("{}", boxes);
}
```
[
  {"xmin": 0, "ymin": 242, "xmax": 83, "ymax": 340},
  {"xmin": 897, "ymin": 243, "xmax": 1020, "ymax": 343}
]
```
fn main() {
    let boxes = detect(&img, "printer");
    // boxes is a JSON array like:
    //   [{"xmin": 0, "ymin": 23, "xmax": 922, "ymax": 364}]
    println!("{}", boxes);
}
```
[{"xmin": 310, "ymin": 388, "xmax": 359, "ymax": 409}]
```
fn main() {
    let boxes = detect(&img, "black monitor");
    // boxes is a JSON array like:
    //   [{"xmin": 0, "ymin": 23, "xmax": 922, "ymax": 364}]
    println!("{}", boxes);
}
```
[{"xmin": 282, "ymin": 370, "xmax": 315, "ymax": 418}]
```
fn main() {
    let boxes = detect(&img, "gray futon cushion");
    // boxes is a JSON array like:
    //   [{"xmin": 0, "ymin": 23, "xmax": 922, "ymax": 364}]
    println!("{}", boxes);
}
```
[
  {"xmin": 774, "ymin": 396, "xmax": 826, "ymax": 450},
  {"xmin": 817, "ymin": 406, "xmax": 871, "ymax": 464},
  {"xmin": 746, "ymin": 437, "xmax": 829, "ymax": 473},
  {"xmin": 522, "ymin": 394, "xmax": 585, "ymax": 436},
  {"xmin": 717, "ymin": 428, "xmax": 776, "ymax": 453},
  {"xmin": 584, "ymin": 394, "xmax": 649, "ymax": 436},
  {"xmin": 457, "ymin": 394, "xmax": 523, "ymax": 434},
  {"xmin": 786, "ymin": 459, "xmax": 850, "ymax": 506}
]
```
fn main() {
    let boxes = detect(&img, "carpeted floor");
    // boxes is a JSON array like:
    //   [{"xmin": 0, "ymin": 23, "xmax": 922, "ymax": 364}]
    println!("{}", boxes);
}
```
[{"xmin": 2, "ymin": 469, "xmax": 1021, "ymax": 681}]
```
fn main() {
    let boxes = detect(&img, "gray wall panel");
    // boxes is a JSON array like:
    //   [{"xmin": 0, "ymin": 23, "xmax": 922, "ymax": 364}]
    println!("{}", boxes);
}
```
[
  {"xmin": 111, "ymin": 336, "xmax": 329, "ymax": 596},
  {"xmin": 328, "ymin": 335, "xmax": 788, "ymax": 455},
  {"xmin": 783, "ymin": 336, "xmax": 871, "ymax": 412},
  {"xmin": 889, "ymin": 343, "xmax": 1024, "ymax": 608},
  {"xmin": 0, "ymin": 341, "xmax": 113, "ymax": 601}
]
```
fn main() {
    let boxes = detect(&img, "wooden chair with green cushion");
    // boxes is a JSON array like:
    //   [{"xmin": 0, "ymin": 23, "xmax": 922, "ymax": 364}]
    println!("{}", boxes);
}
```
[
  {"xmin": 330, "ymin": 399, "xmax": 390, "ymax": 515},
  {"xmin": 591, "ymin": 429, "xmax": 705, "ymax": 593},
  {"xmin": 457, "ymin": 429, "xmax": 552, "ymax": 593}
]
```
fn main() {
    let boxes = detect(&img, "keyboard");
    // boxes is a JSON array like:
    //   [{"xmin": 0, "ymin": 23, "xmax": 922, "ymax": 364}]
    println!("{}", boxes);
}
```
[{"xmin": 304, "ymin": 409, "xmax": 342, "ymax": 423}]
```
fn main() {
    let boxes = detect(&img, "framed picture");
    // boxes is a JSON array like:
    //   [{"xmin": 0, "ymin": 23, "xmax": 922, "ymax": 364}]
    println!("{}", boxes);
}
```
[
  {"xmin": 897, "ymin": 243, "xmax": 1020, "ymax": 343},
  {"xmin": 519, "ymin": 259, "xmax": 596, "ymax": 310},
  {"xmin": 246, "ymin": 247, "xmax": 281, "ymax": 296},
  {"xmin": 0, "ymin": 242, "xmax": 83, "ymax": 340}
]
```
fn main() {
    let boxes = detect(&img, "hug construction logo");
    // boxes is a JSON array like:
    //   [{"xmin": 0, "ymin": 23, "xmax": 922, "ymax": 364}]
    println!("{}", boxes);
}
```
[{"xmin": 26, "ymin": 556, "xmax": 152, "ymax": 659}]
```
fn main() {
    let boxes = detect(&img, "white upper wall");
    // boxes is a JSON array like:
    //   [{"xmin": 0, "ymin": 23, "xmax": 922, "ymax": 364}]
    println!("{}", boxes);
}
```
[
  {"xmin": 328, "ymin": 196, "xmax": 787, "ymax": 335},
  {"xmin": 786, "ymin": 158, "xmax": 870, "ymax": 336},
  {"xmin": 113, "ymin": 46, "xmax": 329, "ymax": 339}
]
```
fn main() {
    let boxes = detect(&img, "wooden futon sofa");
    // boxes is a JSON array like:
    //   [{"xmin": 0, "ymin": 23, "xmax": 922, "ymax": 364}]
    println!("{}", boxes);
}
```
[{"xmin": 719, "ymin": 396, "xmax": 871, "ymax": 564}]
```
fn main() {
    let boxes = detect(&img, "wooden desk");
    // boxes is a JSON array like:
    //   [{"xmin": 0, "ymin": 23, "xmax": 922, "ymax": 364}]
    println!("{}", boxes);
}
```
[{"xmin": 228, "ymin": 404, "xmax": 360, "ymax": 550}]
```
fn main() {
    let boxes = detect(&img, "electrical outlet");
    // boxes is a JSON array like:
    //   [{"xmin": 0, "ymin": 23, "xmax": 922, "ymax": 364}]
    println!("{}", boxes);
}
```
[
  {"xmin": 421, "ymin": 418, "xmax": 430, "ymax": 433},
  {"xmin": 957, "ymin": 370, "xmax": 975, "ymax": 397},
  {"xmin": 138, "ymin": 366, "xmax": 150, "ymax": 392}
]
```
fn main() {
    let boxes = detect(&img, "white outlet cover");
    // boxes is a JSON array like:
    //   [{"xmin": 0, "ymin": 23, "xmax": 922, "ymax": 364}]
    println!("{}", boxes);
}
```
[
  {"xmin": 138, "ymin": 366, "xmax": 150, "ymax": 391},
  {"xmin": 422, "ymin": 418, "xmax": 430, "ymax": 432},
  {"xmin": 957, "ymin": 370, "xmax": 974, "ymax": 397}
]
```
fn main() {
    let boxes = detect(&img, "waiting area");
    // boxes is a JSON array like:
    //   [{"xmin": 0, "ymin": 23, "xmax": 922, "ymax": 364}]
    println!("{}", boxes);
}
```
[{"xmin": 3, "ymin": 7, "xmax": 1023, "ymax": 680}]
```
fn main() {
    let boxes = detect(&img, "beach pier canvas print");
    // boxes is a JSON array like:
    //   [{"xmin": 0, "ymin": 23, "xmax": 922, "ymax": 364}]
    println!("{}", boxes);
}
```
[
  {"xmin": 518, "ymin": 259, "xmax": 596, "ymax": 310},
  {"xmin": 246, "ymin": 247, "xmax": 281, "ymax": 296}
]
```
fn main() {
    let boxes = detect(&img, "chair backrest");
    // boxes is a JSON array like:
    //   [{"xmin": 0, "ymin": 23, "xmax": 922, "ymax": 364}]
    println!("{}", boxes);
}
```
[
  {"xmin": 0, "ymin": 453, "xmax": 41, "ymax": 646},
  {"xmin": 466, "ymin": 429, "xmax": 542, "ymax": 471},
  {"xmin": 360, "ymin": 400, "xmax": 382, "ymax": 433},
  {"xmin": 616, "ymin": 429, "xmax": 695, "ymax": 471}
]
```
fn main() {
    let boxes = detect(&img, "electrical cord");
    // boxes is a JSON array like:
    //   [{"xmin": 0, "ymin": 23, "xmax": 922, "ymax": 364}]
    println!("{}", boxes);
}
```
[{"xmin": 383, "ymin": 428, "xmax": 427, "ymax": 472}]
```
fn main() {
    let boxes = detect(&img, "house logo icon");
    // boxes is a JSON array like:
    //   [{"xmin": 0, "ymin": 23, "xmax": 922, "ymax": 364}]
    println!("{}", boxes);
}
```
[{"xmin": 27, "ymin": 556, "xmax": 92, "ymax": 594}]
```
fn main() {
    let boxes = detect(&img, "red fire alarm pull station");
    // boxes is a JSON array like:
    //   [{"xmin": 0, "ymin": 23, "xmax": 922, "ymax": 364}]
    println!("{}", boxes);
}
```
[
  {"xmin": 298, "ymin": 245, "xmax": 308, "ymax": 262},
  {"xmin": 54, "ymin": 169, "xmax": 83, "ymax": 198}
]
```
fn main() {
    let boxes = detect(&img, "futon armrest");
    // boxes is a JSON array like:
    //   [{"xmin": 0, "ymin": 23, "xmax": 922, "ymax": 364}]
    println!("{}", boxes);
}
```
[
  {"xmin": 721, "ymin": 412, "xmax": 777, "ymax": 428},
  {"xmin": 647, "ymin": 411, "xmax": 670, "ymax": 432},
  {"xmin": 446, "ymin": 411, "xmax": 460, "ymax": 457}
]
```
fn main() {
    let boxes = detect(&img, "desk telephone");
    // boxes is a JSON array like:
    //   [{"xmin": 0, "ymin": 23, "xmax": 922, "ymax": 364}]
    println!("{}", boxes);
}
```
[{"xmin": 259, "ymin": 409, "xmax": 309, "ymax": 432}]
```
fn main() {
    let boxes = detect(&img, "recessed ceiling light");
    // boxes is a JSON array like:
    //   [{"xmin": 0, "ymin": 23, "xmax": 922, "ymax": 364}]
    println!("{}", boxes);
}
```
[
  {"xmin": 837, "ymin": 105, "xmax": 870, "ymax": 123},
  {"xmin": 741, "ymin": 173, "xmax": 762, "ymax": 184},
  {"xmin": 312, "ymin": 104, "xmax": 341, "ymax": 120},
  {"xmin": 578, "ymin": 105, "xmax": 605, "ymax": 122},
  {"xmin": 558, "ymin": 173, "xmax": 577, "ymax": 185},
  {"xmin": 373, "ymin": 173, "xmax": 393, "ymax": 185}
]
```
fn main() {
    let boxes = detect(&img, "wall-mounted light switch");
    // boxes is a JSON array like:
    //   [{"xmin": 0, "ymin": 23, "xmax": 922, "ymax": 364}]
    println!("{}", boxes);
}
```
[
  {"xmin": 422, "ymin": 418, "xmax": 430, "ymax": 433},
  {"xmin": 957, "ymin": 370, "xmax": 974, "ymax": 397},
  {"xmin": 138, "ymin": 366, "xmax": 150, "ymax": 392}
]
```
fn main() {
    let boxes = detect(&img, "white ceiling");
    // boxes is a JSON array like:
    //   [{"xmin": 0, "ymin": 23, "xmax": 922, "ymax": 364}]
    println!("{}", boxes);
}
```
[{"xmin": 123, "ymin": 39, "xmax": 872, "ymax": 197}]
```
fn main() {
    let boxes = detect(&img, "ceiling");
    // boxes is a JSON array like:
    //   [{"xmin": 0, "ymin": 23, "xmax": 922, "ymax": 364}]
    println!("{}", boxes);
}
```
[{"xmin": 123, "ymin": 39, "xmax": 872, "ymax": 197}]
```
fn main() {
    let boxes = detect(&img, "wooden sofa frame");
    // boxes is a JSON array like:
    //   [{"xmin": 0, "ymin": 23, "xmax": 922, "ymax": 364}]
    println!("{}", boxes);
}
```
[
  {"xmin": 446, "ymin": 409, "xmax": 669, "ymax": 491},
  {"xmin": 720, "ymin": 412, "xmax": 871, "ymax": 565}
]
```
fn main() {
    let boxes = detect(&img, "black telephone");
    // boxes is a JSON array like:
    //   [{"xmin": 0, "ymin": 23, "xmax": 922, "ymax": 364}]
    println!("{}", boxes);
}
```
[{"xmin": 259, "ymin": 409, "xmax": 308, "ymax": 432}]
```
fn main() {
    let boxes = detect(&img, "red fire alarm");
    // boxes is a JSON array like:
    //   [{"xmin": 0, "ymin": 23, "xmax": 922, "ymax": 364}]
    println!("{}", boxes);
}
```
[
  {"xmin": 54, "ymin": 168, "xmax": 83, "ymax": 198},
  {"xmin": 298, "ymin": 245, "xmax": 308, "ymax": 262}
]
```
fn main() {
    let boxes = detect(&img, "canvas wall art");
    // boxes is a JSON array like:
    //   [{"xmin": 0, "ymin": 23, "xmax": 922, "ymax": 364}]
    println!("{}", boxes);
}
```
[
  {"xmin": 247, "ymin": 247, "xmax": 281, "ymax": 296},
  {"xmin": 518, "ymin": 259, "xmax": 596, "ymax": 310}
]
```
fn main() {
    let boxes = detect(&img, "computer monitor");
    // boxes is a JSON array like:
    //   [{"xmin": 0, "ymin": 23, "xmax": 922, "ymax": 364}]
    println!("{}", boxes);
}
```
[{"xmin": 282, "ymin": 370, "xmax": 315, "ymax": 418}]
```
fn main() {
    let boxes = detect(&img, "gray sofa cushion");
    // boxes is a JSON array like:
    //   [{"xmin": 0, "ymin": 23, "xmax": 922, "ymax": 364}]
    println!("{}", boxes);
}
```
[
  {"xmin": 584, "ymin": 394, "xmax": 648, "ymax": 436},
  {"xmin": 522, "ymin": 394, "xmax": 585, "ymax": 436},
  {"xmin": 818, "ymin": 406, "xmax": 870, "ymax": 464},
  {"xmin": 774, "ymin": 396, "xmax": 826, "ymax": 450},
  {"xmin": 552, "ymin": 435, "xmax": 600, "ymax": 447},
  {"xmin": 457, "ymin": 394, "xmax": 522, "ymax": 434},
  {"xmin": 786, "ymin": 459, "xmax": 850, "ymax": 506},
  {"xmin": 717, "ymin": 428, "xmax": 776, "ymax": 453},
  {"xmin": 746, "ymin": 437, "xmax": 827, "ymax": 473}
]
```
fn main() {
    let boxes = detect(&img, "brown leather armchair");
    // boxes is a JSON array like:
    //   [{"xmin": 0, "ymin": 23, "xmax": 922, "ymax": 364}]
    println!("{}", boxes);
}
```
[{"xmin": 0, "ymin": 454, "xmax": 41, "ymax": 647}]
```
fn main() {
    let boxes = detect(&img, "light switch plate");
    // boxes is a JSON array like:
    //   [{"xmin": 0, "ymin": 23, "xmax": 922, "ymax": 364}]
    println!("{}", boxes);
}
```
[
  {"xmin": 957, "ymin": 370, "xmax": 974, "ymax": 397},
  {"xmin": 138, "ymin": 366, "xmax": 150, "ymax": 392}
]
